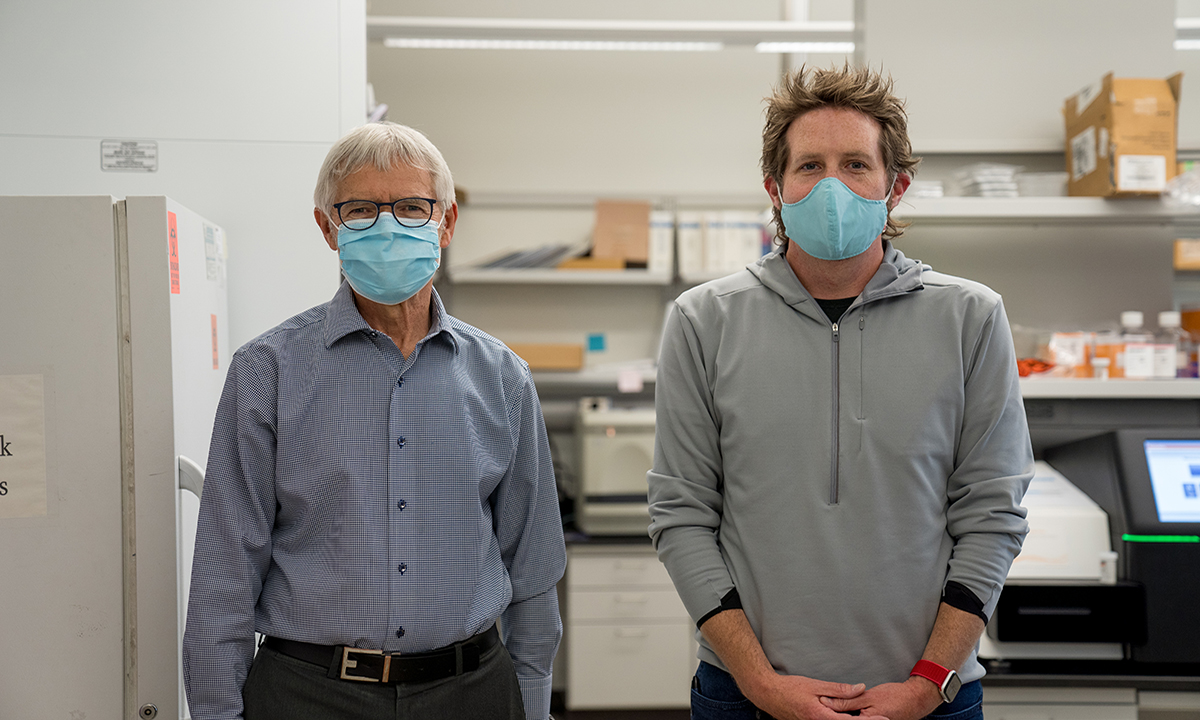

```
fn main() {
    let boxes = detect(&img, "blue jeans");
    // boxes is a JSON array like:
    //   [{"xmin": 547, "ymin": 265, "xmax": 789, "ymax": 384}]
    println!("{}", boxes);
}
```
[{"xmin": 690, "ymin": 661, "xmax": 984, "ymax": 720}]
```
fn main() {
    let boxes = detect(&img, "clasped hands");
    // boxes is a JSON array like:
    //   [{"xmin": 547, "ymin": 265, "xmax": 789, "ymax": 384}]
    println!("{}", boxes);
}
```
[{"xmin": 743, "ymin": 672, "xmax": 944, "ymax": 720}]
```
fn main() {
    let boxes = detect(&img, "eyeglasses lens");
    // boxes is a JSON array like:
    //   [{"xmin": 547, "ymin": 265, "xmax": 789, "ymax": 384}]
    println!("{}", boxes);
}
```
[
  {"xmin": 338, "ymin": 199, "xmax": 435, "ymax": 230},
  {"xmin": 340, "ymin": 201, "xmax": 379, "ymax": 230},
  {"xmin": 393, "ymin": 199, "xmax": 435, "ymax": 227}
]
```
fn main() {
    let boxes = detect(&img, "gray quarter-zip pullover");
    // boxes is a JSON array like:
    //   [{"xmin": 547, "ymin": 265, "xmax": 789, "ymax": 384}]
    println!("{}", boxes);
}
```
[{"xmin": 648, "ymin": 243, "xmax": 1033, "ymax": 687}]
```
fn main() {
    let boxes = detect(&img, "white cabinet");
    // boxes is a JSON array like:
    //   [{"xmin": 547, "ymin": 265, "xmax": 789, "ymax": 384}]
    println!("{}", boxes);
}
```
[
  {"xmin": 565, "ymin": 544, "xmax": 698, "ymax": 709},
  {"xmin": 983, "ymin": 687, "xmax": 1138, "ymax": 720}
]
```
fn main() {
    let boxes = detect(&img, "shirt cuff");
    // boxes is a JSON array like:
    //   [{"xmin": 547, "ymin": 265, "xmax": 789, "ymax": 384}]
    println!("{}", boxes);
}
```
[
  {"xmin": 518, "ymin": 672, "xmax": 553, "ymax": 720},
  {"xmin": 942, "ymin": 580, "xmax": 989, "ymax": 623},
  {"xmin": 696, "ymin": 587, "xmax": 743, "ymax": 629}
]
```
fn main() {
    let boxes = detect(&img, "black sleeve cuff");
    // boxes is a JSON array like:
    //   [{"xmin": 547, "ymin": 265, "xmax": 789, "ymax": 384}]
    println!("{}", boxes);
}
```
[
  {"xmin": 942, "ymin": 580, "xmax": 989, "ymax": 624},
  {"xmin": 696, "ymin": 588, "xmax": 743, "ymax": 629}
]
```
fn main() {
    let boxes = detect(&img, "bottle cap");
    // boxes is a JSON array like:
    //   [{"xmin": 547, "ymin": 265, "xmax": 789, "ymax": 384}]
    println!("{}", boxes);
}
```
[
  {"xmin": 1159, "ymin": 310, "xmax": 1182, "ymax": 328},
  {"xmin": 1121, "ymin": 311, "xmax": 1144, "ymax": 328}
]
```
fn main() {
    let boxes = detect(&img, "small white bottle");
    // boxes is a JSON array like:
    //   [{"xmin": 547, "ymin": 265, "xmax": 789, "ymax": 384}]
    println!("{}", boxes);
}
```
[
  {"xmin": 1158, "ymin": 311, "xmax": 1197, "ymax": 378},
  {"xmin": 1121, "ymin": 311, "xmax": 1155, "ymax": 379}
]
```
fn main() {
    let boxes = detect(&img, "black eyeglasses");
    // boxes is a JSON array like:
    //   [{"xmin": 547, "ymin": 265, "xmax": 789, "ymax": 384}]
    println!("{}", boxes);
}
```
[{"xmin": 332, "ymin": 197, "xmax": 439, "ymax": 231}]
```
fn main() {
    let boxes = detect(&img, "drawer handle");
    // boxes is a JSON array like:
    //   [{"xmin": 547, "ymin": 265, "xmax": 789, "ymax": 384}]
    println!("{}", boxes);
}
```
[
  {"xmin": 614, "ymin": 560, "xmax": 648, "ymax": 570},
  {"xmin": 614, "ymin": 594, "xmax": 649, "ymax": 604},
  {"xmin": 614, "ymin": 628, "xmax": 650, "ymax": 639}
]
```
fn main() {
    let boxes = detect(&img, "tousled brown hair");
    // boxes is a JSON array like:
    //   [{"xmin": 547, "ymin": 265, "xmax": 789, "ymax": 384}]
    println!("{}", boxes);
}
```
[{"xmin": 762, "ymin": 64, "xmax": 920, "ymax": 247}]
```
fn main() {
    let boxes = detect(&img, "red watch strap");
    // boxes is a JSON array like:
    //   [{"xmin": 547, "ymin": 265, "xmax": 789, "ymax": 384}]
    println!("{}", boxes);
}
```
[{"xmin": 910, "ymin": 659, "xmax": 950, "ymax": 687}]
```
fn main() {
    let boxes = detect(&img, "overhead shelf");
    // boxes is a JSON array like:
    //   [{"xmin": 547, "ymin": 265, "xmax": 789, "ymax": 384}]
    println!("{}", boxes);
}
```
[
  {"xmin": 448, "ymin": 267, "xmax": 673, "ymax": 285},
  {"xmin": 366, "ymin": 16, "xmax": 854, "ymax": 48},
  {"xmin": 458, "ymin": 193, "xmax": 1200, "ymax": 223},
  {"xmin": 1020, "ymin": 378, "xmax": 1200, "ymax": 398},
  {"xmin": 461, "ymin": 191, "xmax": 769, "ymax": 210},
  {"xmin": 895, "ymin": 197, "xmax": 1200, "ymax": 225},
  {"xmin": 533, "ymin": 373, "xmax": 1200, "ymax": 401}
]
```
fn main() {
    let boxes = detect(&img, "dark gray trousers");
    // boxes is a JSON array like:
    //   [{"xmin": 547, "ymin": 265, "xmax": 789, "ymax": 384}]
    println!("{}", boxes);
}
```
[{"xmin": 242, "ymin": 641, "xmax": 526, "ymax": 720}]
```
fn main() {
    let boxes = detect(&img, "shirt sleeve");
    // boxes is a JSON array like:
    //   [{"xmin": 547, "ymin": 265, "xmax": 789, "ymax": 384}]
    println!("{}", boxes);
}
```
[
  {"xmin": 646, "ymin": 302, "xmax": 736, "ymax": 625},
  {"xmin": 495, "ymin": 368, "xmax": 567, "ymax": 720},
  {"xmin": 182, "ymin": 346, "xmax": 279, "ymax": 720},
  {"xmin": 944, "ymin": 299, "xmax": 1035, "ymax": 621}
]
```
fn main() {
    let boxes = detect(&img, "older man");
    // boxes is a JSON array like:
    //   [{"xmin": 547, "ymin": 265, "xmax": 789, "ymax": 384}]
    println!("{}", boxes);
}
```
[
  {"xmin": 183, "ymin": 122, "xmax": 565, "ymax": 720},
  {"xmin": 648, "ymin": 66, "xmax": 1034, "ymax": 720}
]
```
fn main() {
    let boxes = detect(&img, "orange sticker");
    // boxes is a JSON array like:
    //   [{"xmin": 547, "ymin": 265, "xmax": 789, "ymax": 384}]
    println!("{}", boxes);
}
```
[
  {"xmin": 168, "ymin": 211, "xmax": 180, "ymax": 294},
  {"xmin": 211, "ymin": 314, "xmax": 219, "ymax": 369}
]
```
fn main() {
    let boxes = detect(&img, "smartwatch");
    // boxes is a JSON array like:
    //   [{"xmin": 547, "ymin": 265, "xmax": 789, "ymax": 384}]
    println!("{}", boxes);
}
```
[{"xmin": 910, "ymin": 659, "xmax": 962, "ymax": 704}]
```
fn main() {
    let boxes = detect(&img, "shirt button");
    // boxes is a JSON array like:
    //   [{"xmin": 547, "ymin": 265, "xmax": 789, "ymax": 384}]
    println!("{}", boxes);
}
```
[
  {"xmin": 398, "ymin": 563, "xmax": 407, "ymax": 575},
  {"xmin": 396, "ymin": 436, "xmax": 406, "ymax": 447},
  {"xmin": 397, "ymin": 499, "xmax": 406, "ymax": 510},
  {"xmin": 396, "ymin": 627, "xmax": 405, "ymax": 638}
]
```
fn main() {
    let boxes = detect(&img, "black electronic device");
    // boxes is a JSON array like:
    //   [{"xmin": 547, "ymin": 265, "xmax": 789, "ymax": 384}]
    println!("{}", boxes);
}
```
[{"xmin": 1045, "ymin": 429, "xmax": 1200, "ymax": 665}]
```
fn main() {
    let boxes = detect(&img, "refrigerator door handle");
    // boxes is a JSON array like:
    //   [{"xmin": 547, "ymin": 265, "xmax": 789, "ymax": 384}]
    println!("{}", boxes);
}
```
[{"xmin": 178, "ymin": 455, "xmax": 204, "ymax": 498}]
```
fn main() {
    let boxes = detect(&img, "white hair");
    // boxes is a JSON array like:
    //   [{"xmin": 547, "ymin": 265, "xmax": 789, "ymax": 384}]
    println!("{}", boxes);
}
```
[{"xmin": 313, "ymin": 122, "xmax": 456, "ymax": 219}]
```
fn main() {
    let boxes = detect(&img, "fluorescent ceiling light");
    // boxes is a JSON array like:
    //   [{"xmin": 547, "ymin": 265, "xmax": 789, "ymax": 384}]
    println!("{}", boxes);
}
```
[
  {"xmin": 1175, "ymin": 39, "xmax": 1200, "ymax": 50},
  {"xmin": 1175, "ymin": 17, "xmax": 1200, "ymax": 29},
  {"xmin": 755, "ymin": 42, "xmax": 854, "ymax": 53},
  {"xmin": 384, "ymin": 37, "xmax": 723, "ymax": 51}
]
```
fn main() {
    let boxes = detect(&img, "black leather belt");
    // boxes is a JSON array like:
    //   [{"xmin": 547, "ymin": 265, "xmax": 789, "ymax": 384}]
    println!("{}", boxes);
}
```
[{"xmin": 262, "ymin": 625, "xmax": 500, "ymax": 685}]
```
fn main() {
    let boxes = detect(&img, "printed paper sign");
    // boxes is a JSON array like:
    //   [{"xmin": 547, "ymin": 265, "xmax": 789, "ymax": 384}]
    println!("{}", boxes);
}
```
[
  {"xmin": 168, "ymin": 211, "xmax": 180, "ymax": 294},
  {"xmin": 211, "ymin": 314, "xmax": 219, "ymax": 370},
  {"xmin": 0, "ymin": 375, "xmax": 49, "ymax": 519}
]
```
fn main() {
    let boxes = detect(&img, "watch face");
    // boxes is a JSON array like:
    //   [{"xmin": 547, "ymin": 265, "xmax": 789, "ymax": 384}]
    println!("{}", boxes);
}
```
[{"xmin": 942, "ymin": 672, "xmax": 963, "ymax": 703}]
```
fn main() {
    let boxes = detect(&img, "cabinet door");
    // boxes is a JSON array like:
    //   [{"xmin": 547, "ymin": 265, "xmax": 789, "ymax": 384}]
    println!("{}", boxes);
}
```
[{"xmin": 567, "ymin": 622, "xmax": 695, "ymax": 709}]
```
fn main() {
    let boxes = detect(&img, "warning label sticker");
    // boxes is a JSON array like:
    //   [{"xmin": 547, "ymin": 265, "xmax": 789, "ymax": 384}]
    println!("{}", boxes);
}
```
[{"xmin": 101, "ymin": 140, "xmax": 158, "ymax": 172}]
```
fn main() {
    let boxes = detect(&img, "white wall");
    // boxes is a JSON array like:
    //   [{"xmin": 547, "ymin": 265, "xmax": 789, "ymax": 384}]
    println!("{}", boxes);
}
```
[
  {"xmin": 0, "ymin": 0, "xmax": 367, "ymax": 349},
  {"xmin": 366, "ymin": 1, "xmax": 1191, "ymax": 354},
  {"xmin": 861, "ymin": 0, "xmax": 1180, "ymax": 152},
  {"xmin": 366, "ymin": 1, "xmax": 852, "ymax": 361}
]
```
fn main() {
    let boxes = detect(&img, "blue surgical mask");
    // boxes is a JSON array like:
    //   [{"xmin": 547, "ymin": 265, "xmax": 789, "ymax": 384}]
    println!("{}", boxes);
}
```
[
  {"xmin": 779, "ymin": 177, "xmax": 891, "ymax": 261},
  {"xmin": 336, "ymin": 212, "xmax": 441, "ymax": 305}
]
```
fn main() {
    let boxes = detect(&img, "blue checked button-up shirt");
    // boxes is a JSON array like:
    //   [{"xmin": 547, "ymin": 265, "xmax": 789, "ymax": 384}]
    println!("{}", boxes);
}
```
[{"xmin": 183, "ymin": 283, "xmax": 566, "ymax": 720}]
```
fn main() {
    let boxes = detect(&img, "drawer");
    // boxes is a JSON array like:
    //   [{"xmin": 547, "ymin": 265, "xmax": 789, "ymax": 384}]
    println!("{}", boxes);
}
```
[
  {"xmin": 981, "ymin": 705, "xmax": 1136, "ymax": 720},
  {"xmin": 566, "ymin": 621, "xmax": 696, "ymax": 709},
  {"xmin": 568, "ymin": 551, "xmax": 672, "ymax": 589},
  {"xmin": 570, "ymin": 588, "xmax": 688, "ymax": 621}
]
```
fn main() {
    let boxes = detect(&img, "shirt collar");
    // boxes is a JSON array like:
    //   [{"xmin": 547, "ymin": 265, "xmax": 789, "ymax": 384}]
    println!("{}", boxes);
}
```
[{"xmin": 323, "ymin": 282, "xmax": 460, "ymax": 353}]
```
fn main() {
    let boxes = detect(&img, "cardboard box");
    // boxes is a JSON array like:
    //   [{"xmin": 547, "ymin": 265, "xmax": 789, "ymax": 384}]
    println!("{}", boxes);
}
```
[
  {"xmin": 1063, "ymin": 72, "xmax": 1182, "ymax": 197},
  {"xmin": 591, "ymin": 200, "xmax": 650, "ymax": 264},
  {"xmin": 506, "ymin": 343, "xmax": 584, "ymax": 371},
  {"xmin": 1175, "ymin": 239, "xmax": 1200, "ymax": 270},
  {"xmin": 556, "ymin": 256, "xmax": 625, "ymax": 270}
]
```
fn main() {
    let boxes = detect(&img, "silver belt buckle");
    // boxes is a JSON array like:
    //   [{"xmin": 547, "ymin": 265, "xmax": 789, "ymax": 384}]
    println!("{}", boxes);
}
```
[{"xmin": 340, "ymin": 647, "xmax": 394, "ymax": 682}]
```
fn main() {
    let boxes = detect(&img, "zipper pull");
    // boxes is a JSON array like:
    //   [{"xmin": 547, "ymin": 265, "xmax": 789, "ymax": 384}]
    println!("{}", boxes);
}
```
[{"xmin": 832, "ymin": 322, "xmax": 839, "ymax": 339}]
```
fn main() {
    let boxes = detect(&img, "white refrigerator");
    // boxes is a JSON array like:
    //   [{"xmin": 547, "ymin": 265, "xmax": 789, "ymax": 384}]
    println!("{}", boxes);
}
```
[{"xmin": 0, "ymin": 195, "xmax": 230, "ymax": 719}]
